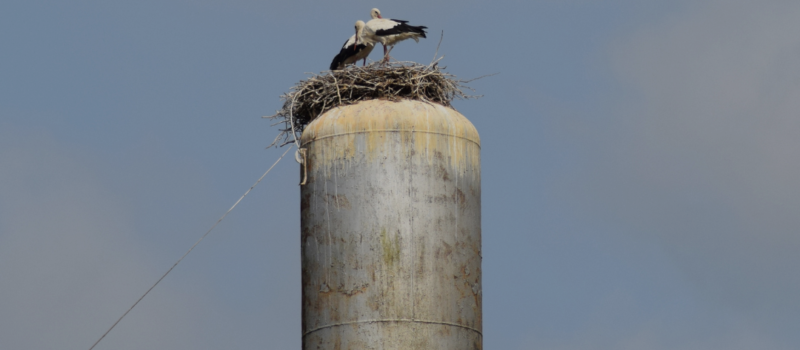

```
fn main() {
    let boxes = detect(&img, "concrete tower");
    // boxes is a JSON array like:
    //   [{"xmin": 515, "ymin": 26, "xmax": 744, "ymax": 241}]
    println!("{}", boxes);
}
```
[{"xmin": 299, "ymin": 99, "xmax": 481, "ymax": 349}]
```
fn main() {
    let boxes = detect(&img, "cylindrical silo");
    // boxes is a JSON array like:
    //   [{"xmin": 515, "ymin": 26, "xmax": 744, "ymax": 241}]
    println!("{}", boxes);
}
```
[{"xmin": 299, "ymin": 99, "xmax": 481, "ymax": 349}]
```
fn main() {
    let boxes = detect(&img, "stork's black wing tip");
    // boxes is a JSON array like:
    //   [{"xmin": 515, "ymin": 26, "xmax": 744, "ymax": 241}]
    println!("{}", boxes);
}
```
[{"xmin": 330, "ymin": 54, "xmax": 344, "ymax": 70}]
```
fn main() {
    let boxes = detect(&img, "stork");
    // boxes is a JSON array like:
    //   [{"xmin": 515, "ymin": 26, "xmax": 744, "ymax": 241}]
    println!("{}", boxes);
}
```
[
  {"xmin": 330, "ymin": 21, "xmax": 375, "ymax": 70},
  {"xmin": 364, "ymin": 8, "xmax": 427, "ymax": 62}
]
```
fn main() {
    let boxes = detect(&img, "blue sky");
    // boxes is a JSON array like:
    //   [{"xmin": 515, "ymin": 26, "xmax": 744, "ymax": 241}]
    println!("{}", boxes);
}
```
[{"xmin": 2, "ymin": 0, "xmax": 799, "ymax": 349}]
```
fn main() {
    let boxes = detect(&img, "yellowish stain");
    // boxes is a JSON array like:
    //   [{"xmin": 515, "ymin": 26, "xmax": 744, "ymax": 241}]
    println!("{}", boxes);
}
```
[{"xmin": 379, "ymin": 228, "xmax": 400, "ymax": 267}]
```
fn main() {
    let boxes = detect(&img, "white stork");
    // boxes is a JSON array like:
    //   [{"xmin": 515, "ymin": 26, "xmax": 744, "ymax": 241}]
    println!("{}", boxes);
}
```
[
  {"xmin": 330, "ymin": 21, "xmax": 375, "ymax": 70},
  {"xmin": 364, "ymin": 8, "xmax": 427, "ymax": 62}
]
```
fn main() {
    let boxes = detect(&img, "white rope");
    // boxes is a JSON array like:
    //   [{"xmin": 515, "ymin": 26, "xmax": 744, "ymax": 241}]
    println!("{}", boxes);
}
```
[
  {"xmin": 288, "ymin": 87, "xmax": 304, "ymax": 164},
  {"xmin": 88, "ymin": 145, "xmax": 294, "ymax": 350}
]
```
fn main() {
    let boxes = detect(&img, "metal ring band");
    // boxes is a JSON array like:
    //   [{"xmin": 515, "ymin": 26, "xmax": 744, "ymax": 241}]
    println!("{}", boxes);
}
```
[{"xmin": 302, "ymin": 318, "xmax": 482, "ymax": 338}]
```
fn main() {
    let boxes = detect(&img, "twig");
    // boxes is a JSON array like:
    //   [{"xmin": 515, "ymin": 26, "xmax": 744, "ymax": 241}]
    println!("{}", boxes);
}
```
[
  {"xmin": 431, "ymin": 30, "xmax": 444, "ymax": 66},
  {"xmin": 462, "ymin": 72, "xmax": 499, "ymax": 83}
]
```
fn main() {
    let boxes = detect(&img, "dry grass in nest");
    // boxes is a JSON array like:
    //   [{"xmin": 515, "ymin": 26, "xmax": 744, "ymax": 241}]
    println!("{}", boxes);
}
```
[{"xmin": 264, "ymin": 58, "xmax": 481, "ymax": 148}]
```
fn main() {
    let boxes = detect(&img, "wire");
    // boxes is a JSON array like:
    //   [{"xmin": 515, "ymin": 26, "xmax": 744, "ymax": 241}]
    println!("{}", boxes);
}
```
[{"xmin": 88, "ymin": 145, "xmax": 294, "ymax": 350}]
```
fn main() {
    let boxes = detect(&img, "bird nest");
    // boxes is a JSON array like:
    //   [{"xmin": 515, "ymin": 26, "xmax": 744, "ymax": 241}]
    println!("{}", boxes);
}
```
[{"xmin": 265, "ymin": 60, "xmax": 479, "ymax": 148}]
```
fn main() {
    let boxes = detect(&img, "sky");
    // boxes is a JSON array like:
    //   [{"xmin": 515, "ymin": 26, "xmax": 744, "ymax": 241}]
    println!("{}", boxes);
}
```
[{"xmin": 1, "ymin": 0, "xmax": 799, "ymax": 349}]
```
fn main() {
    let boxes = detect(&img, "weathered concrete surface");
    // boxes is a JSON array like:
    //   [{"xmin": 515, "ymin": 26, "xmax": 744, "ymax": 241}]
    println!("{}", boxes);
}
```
[{"xmin": 300, "ymin": 99, "xmax": 481, "ymax": 349}]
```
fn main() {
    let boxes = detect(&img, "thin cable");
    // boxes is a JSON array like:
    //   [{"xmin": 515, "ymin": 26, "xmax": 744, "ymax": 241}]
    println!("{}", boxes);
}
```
[{"xmin": 88, "ymin": 145, "xmax": 294, "ymax": 350}]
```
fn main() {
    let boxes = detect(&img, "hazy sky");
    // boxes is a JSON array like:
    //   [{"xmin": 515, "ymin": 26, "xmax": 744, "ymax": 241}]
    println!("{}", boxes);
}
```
[{"xmin": 2, "ymin": 0, "xmax": 799, "ymax": 349}]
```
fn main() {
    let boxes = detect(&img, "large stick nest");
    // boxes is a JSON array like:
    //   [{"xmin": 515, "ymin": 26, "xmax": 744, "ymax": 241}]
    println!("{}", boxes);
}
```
[{"xmin": 265, "ymin": 60, "xmax": 479, "ymax": 148}]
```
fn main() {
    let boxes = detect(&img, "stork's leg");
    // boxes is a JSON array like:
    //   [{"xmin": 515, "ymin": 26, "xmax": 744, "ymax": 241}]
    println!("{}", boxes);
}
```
[
  {"xmin": 381, "ymin": 44, "xmax": 389, "ymax": 64},
  {"xmin": 362, "ymin": 58, "xmax": 367, "ymax": 66},
  {"xmin": 383, "ymin": 46, "xmax": 395, "ymax": 63}
]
